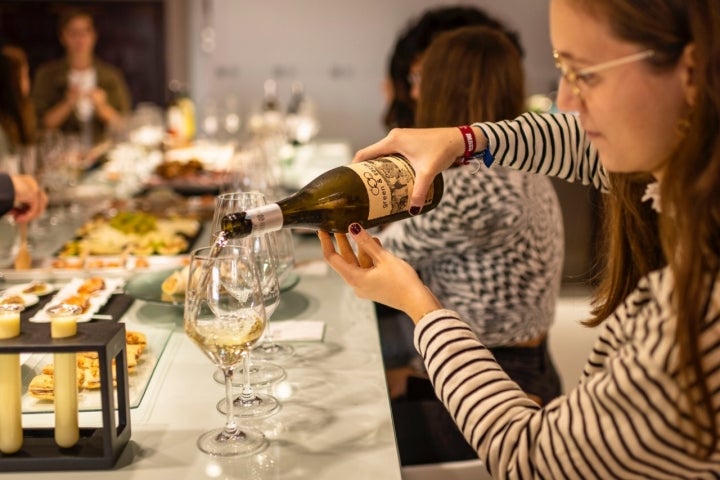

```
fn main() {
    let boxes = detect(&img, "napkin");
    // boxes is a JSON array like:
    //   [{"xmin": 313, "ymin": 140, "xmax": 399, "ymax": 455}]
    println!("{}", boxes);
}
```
[{"xmin": 268, "ymin": 320, "xmax": 325, "ymax": 342}]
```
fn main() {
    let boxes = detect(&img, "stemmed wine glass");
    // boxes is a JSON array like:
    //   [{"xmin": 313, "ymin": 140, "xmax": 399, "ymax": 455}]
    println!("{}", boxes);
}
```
[
  {"xmin": 184, "ymin": 245, "xmax": 269, "ymax": 456},
  {"xmin": 252, "ymin": 228, "xmax": 295, "ymax": 361},
  {"xmin": 212, "ymin": 192, "xmax": 283, "ymax": 417}
]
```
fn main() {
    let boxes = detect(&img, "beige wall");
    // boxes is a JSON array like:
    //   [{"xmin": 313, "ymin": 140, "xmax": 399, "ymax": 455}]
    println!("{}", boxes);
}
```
[{"xmin": 182, "ymin": 0, "xmax": 555, "ymax": 151}]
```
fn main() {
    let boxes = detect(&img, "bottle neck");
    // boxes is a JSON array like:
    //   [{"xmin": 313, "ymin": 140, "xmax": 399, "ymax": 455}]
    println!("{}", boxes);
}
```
[{"xmin": 245, "ymin": 203, "xmax": 283, "ymax": 234}]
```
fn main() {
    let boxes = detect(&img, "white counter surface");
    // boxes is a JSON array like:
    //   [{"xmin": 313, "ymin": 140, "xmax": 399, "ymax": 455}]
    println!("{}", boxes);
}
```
[{"xmin": 3, "ymin": 237, "xmax": 402, "ymax": 479}]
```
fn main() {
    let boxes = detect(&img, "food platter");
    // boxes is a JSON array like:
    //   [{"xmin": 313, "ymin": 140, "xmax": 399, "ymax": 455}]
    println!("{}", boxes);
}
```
[
  {"xmin": 0, "ymin": 292, "xmax": 39, "ymax": 309},
  {"xmin": 57, "ymin": 211, "xmax": 202, "ymax": 257},
  {"xmin": 28, "ymin": 277, "xmax": 126, "ymax": 323},
  {"xmin": 124, "ymin": 267, "xmax": 185, "ymax": 306},
  {"xmin": 124, "ymin": 268, "xmax": 301, "ymax": 307},
  {"xmin": 20, "ymin": 317, "xmax": 172, "ymax": 413},
  {"xmin": 4, "ymin": 281, "xmax": 57, "ymax": 297},
  {"xmin": 0, "ymin": 254, "xmax": 188, "ymax": 282}
]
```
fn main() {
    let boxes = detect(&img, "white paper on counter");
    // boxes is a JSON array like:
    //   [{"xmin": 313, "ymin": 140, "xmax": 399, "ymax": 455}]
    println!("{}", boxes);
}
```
[
  {"xmin": 268, "ymin": 320, "xmax": 325, "ymax": 342},
  {"xmin": 293, "ymin": 260, "xmax": 329, "ymax": 276}
]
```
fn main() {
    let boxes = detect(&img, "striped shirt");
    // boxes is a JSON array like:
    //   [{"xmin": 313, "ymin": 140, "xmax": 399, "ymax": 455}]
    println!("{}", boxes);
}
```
[{"xmin": 414, "ymin": 112, "xmax": 720, "ymax": 478}]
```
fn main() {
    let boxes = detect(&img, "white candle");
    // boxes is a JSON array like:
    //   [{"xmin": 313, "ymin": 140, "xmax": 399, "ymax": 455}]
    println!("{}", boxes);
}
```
[
  {"xmin": 0, "ymin": 305, "xmax": 22, "ymax": 454},
  {"xmin": 48, "ymin": 304, "xmax": 81, "ymax": 449}
]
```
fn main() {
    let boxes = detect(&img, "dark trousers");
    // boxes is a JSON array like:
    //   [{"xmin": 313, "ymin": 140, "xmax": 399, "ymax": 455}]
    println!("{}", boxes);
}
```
[{"xmin": 377, "ymin": 304, "xmax": 563, "ymax": 465}]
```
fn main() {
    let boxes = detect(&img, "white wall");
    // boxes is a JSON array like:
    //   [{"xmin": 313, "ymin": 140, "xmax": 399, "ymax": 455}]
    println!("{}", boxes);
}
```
[{"xmin": 185, "ymin": 0, "xmax": 556, "ymax": 152}]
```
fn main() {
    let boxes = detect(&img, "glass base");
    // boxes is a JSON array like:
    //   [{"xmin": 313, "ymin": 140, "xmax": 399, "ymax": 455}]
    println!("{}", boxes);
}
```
[
  {"xmin": 214, "ymin": 362, "xmax": 286, "ymax": 388},
  {"xmin": 217, "ymin": 391, "xmax": 281, "ymax": 418},
  {"xmin": 252, "ymin": 342, "xmax": 295, "ymax": 362},
  {"xmin": 196, "ymin": 425, "xmax": 268, "ymax": 457}
]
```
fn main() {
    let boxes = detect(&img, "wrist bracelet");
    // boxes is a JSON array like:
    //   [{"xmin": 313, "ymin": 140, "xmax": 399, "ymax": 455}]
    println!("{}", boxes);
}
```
[
  {"xmin": 457, "ymin": 125, "xmax": 476, "ymax": 159},
  {"xmin": 456, "ymin": 125, "xmax": 495, "ymax": 168}
]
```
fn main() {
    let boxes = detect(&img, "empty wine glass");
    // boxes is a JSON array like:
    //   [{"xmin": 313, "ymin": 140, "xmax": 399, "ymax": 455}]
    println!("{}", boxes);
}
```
[
  {"xmin": 184, "ymin": 245, "xmax": 268, "ymax": 456},
  {"xmin": 252, "ymin": 228, "xmax": 295, "ymax": 361}
]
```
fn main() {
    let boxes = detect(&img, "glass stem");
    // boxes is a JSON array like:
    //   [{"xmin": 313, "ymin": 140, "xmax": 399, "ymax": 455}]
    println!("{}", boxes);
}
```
[
  {"xmin": 240, "ymin": 352, "xmax": 256, "ymax": 404},
  {"xmin": 223, "ymin": 366, "xmax": 238, "ymax": 434}
]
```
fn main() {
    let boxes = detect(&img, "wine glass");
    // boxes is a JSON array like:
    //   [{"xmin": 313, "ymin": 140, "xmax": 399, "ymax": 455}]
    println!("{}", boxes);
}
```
[
  {"xmin": 184, "ymin": 245, "xmax": 269, "ymax": 456},
  {"xmin": 212, "ymin": 192, "xmax": 283, "ymax": 416},
  {"xmin": 252, "ymin": 228, "xmax": 295, "ymax": 361}
]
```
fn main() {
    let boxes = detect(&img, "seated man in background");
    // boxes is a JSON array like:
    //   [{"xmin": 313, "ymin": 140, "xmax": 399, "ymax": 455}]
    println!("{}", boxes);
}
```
[{"xmin": 32, "ymin": 8, "xmax": 131, "ymax": 146}]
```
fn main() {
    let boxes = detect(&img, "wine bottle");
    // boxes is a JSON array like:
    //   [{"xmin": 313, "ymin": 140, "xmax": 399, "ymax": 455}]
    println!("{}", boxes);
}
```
[
  {"xmin": 166, "ymin": 79, "xmax": 196, "ymax": 144},
  {"xmin": 221, "ymin": 154, "xmax": 444, "ymax": 238}
]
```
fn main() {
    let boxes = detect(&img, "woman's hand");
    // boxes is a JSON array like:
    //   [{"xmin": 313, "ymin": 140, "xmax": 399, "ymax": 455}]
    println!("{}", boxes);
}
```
[
  {"xmin": 10, "ymin": 174, "xmax": 47, "ymax": 223},
  {"xmin": 352, "ymin": 127, "xmax": 468, "ymax": 212},
  {"xmin": 319, "ymin": 224, "xmax": 442, "ymax": 323}
]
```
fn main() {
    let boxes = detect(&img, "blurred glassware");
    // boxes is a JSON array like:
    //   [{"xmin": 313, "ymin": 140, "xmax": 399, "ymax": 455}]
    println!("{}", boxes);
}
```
[
  {"xmin": 166, "ymin": 79, "xmax": 196, "ymax": 146},
  {"xmin": 0, "ymin": 216, "xmax": 18, "ymax": 268},
  {"xmin": 222, "ymin": 94, "xmax": 242, "ymax": 140},
  {"xmin": 128, "ymin": 103, "xmax": 165, "ymax": 149},
  {"xmin": 285, "ymin": 81, "xmax": 319, "ymax": 145},
  {"xmin": 201, "ymin": 98, "xmax": 220, "ymax": 139}
]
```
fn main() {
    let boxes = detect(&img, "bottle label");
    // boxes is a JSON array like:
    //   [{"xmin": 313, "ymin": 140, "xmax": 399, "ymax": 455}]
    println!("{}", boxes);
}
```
[
  {"xmin": 248, "ymin": 203, "xmax": 284, "ymax": 232},
  {"xmin": 346, "ymin": 156, "xmax": 431, "ymax": 220}
]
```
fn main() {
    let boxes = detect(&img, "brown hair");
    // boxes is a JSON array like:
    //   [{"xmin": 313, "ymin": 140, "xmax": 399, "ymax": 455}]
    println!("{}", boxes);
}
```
[
  {"xmin": 415, "ymin": 25, "xmax": 525, "ymax": 128},
  {"xmin": 574, "ymin": 0, "xmax": 718, "ymax": 458},
  {"xmin": 0, "ymin": 45, "xmax": 34, "ymax": 146},
  {"xmin": 58, "ymin": 8, "xmax": 95, "ymax": 34},
  {"xmin": 384, "ymin": 6, "xmax": 522, "ymax": 129}
]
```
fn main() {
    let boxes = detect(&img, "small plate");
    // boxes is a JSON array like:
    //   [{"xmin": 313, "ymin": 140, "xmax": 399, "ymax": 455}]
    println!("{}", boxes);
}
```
[
  {"xmin": 6, "ymin": 281, "xmax": 57, "ymax": 297},
  {"xmin": 124, "ymin": 267, "xmax": 185, "ymax": 306},
  {"xmin": 0, "ymin": 292, "xmax": 39, "ymax": 309},
  {"xmin": 28, "ymin": 278, "xmax": 125, "ymax": 323}
]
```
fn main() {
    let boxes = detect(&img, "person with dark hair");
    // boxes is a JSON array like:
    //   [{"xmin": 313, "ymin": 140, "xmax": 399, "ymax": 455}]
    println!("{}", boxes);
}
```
[
  {"xmin": 379, "ymin": 25, "xmax": 563, "ymax": 466},
  {"xmin": 323, "ymin": 0, "xmax": 720, "ymax": 476},
  {"xmin": 0, "ymin": 44, "xmax": 34, "ymax": 154},
  {"xmin": 31, "ymin": 8, "xmax": 131, "ymax": 145},
  {"xmin": 382, "ymin": 5, "xmax": 522, "ymax": 130},
  {"xmin": 0, "ymin": 45, "xmax": 46, "ymax": 222}
]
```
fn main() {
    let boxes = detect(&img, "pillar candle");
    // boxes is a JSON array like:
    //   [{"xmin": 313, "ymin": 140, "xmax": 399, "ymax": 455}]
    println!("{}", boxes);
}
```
[
  {"xmin": 0, "ymin": 304, "xmax": 23, "ymax": 454},
  {"xmin": 48, "ymin": 304, "xmax": 81, "ymax": 449}
]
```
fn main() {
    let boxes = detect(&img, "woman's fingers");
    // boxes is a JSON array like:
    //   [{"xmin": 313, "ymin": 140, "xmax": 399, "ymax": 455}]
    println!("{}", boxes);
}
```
[{"xmin": 334, "ymin": 232, "xmax": 359, "ymax": 265}]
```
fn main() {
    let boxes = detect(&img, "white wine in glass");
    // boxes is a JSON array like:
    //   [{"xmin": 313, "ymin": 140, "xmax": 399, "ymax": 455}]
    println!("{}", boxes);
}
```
[
  {"xmin": 212, "ymin": 192, "xmax": 284, "ymax": 415},
  {"xmin": 184, "ymin": 245, "xmax": 268, "ymax": 456}
]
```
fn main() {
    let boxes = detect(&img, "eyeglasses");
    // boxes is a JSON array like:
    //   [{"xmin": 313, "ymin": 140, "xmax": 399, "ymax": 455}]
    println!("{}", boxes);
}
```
[{"xmin": 553, "ymin": 49, "xmax": 655, "ymax": 99}]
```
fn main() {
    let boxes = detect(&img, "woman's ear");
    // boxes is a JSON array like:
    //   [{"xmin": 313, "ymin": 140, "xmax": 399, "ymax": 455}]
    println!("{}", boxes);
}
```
[{"xmin": 680, "ymin": 43, "xmax": 697, "ymax": 107}]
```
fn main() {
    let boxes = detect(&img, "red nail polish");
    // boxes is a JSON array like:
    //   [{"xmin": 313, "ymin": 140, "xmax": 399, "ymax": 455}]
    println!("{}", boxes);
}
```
[
  {"xmin": 409, "ymin": 206, "xmax": 421, "ymax": 216},
  {"xmin": 349, "ymin": 223, "xmax": 361, "ymax": 235}
]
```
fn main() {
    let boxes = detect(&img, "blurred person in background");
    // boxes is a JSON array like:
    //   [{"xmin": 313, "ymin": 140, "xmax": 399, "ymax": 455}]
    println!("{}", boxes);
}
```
[
  {"xmin": 0, "ymin": 43, "xmax": 35, "ymax": 157},
  {"xmin": 378, "ymin": 25, "xmax": 563, "ymax": 466},
  {"xmin": 32, "ymin": 8, "xmax": 131, "ymax": 146},
  {"xmin": 382, "ymin": 5, "xmax": 522, "ymax": 130},
  {"xmin": 0, "ymin": 44, "xmax": 46, "ymax": 222}
]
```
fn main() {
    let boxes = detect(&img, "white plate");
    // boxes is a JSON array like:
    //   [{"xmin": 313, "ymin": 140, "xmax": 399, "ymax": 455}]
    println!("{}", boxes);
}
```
[
  {"xmin": 28, "ymin": 278, "xmax": 125, "ymax": 323},
  {"xmin": 6, "ymin": 281, "xmax": 57, "ymax": 297},
  {"xmin": 21, "ymin": 318, "xmax": 173, "ymax": 413},
  {"xmin": 0, "ymin": 292, "xmax": 39, "ymax": 309},
  {"xmin": 0, "ymin": 255, "xmax": 188, "ymax": 283}
]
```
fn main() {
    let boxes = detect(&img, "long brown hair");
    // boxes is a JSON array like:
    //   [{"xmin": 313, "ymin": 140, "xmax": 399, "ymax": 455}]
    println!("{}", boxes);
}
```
[
  {"xmin": 577, "ymin": 0, "xmax": 718, "ymax": 458},
  {"xmin": 415, "ymin": 25, "xmax": 525, "ymax": 128}
]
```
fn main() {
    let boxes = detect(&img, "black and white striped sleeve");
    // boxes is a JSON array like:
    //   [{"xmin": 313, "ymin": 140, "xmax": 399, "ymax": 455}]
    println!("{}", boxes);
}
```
[
  {"xmin": 413, "ymin": 275, "xmax": 720, "ymax": 479},
  {"xmin": 475, "ymin": 112, "xmax": 608, "ymax": 191}
]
